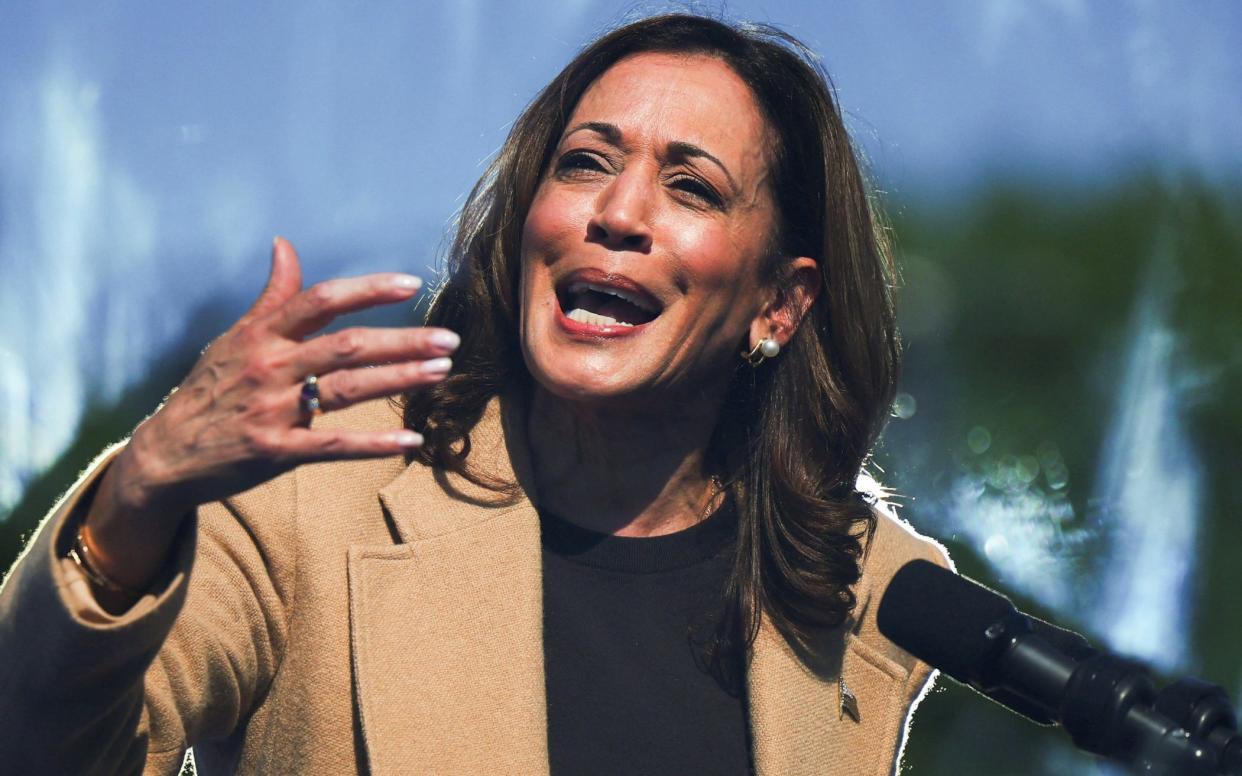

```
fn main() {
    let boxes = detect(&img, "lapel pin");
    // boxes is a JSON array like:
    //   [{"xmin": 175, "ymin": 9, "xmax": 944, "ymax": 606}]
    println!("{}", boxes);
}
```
[{"xmin": 839, "ymin": 677, "xmax": 860, "ymax": 723}]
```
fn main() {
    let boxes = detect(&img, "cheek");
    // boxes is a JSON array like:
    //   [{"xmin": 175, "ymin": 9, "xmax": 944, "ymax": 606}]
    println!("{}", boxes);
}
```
[
  {"xmin": 680, "ymin": 244, "xmax": 773, "ymax": 352},
  {"xmin": 523, "ymin": 186, "xmax": 588, "ymax": 261},
  {"xmin": 519, "ymin": 191, "xmax": 564, "ymax": 317},
  {"xmin": 678, "ymin": 227, "xmax": 767, "ymax": 307}
]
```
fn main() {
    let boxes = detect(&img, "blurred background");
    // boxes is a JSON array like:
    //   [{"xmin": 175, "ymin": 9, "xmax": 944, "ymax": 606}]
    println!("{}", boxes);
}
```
[{"xmin": 1, "ymin": 2, "xmax": 1239, "ymax": 773}]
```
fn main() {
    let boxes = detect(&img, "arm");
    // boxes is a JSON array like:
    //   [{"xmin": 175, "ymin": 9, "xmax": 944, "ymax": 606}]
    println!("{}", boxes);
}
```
[
  {"xmin": 0, "ymin": 237, "xmax": 456, "ymax": 774},
  {"xmin": 0, "ymin": 446, "xmax": 294, "ymax": 775}
]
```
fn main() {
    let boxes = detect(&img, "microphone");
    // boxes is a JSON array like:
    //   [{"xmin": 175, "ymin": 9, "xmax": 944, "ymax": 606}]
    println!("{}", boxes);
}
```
[{"xmin": 876, "ymin": 559, "xmax": 1223, "ymax": 774}]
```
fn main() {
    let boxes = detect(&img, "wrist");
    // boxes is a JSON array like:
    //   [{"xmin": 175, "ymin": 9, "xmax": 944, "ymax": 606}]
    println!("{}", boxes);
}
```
[
  {"xmin": 113, "ymin": 425, "xmax": 189, "ymax": 518},
  {"xmin": 69, "ymin": 521, "xmax": 144, "ymax": 595},
  {"xmin": 80, "ymin": 440, "xmax": 189, "ymax": 592}
]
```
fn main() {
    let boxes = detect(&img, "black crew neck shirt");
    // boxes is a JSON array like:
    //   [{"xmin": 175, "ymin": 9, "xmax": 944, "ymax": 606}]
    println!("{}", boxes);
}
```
[{"xmin": 540, "ymin": 505, "xmax": 752, "ymax": 775}]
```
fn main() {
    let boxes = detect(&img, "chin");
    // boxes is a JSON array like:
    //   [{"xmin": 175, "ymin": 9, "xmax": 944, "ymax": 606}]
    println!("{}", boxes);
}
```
[{"xmin": 523, "ymin": 342, "xmax": 649, "ymax": 407}]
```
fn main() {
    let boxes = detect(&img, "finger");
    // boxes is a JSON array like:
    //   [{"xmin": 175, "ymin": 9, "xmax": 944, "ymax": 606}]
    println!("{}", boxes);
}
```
[
  {"xmin": 267, "ymin": 273, "xmax": 423, "ymax": 340},
  {"xmin": 313, "ymin": 359, "xmax": 453, "ymax": 411},
  {"xmin": 293, "ymin": 327, "xmax": 460, "ymax": 375},
  {"xmin": 282, "ymin": 427, "xmax": 425, "ymax": 464},
  {"xmin": 240, "ymin": 237, "xmax": 304, "ymax": 327}
]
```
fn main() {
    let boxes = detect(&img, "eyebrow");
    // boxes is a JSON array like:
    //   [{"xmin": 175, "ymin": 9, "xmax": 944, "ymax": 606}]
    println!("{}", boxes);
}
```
[
  {"xmin": 564, "ymin": 121, "xmax": 622, "ymax": 145},
  {"xmin": 562, "ymin": 121, "xmax": 738, "ymax": 193}
]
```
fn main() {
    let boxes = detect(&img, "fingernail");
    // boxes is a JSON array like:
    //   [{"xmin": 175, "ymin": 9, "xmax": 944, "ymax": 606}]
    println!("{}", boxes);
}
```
[
  {"xmin": 422, "ymin": 357, "xmax": 452, "ymax": 375},
  {"xmin": 393, "ymin": 274, "xmax": 422, "ymax": 290},
  {"xmin": 395, "ymin": 431, "xmax": 424, "ymax": 447},
  {"xmin": 273, "ymin": 235, "xmax": 283, "ymax": 249},
  {"xmin": 429, "ymin": 330, "xmax": 460, "ymax": 351}
]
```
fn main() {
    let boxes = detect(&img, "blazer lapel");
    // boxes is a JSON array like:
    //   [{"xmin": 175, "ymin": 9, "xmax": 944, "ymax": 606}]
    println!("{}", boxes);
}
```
[
  {"xmin": 345, "ymin": 393, "xmax": 909, "ymax": 775},
  {"xmin": 747, "ymin": 584, "xmax": 908, "ymax": 775},
  {"xmin": 348, "ymin": 398, "xmax": 550, "ymax": 775}
]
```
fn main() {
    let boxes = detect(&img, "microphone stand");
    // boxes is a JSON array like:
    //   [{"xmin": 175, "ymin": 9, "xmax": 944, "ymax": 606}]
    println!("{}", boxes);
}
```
[
  {"xmin": 989, "ymin": 613, "xmax": 1241, "ymax": 774},
  {"xmin": 1057, "ymin": 651, "xmax": 1215, "ymax": 774},
  {"xmin": 1153, "ymin": 678, "xmax": 1242, "ymax": 774}
]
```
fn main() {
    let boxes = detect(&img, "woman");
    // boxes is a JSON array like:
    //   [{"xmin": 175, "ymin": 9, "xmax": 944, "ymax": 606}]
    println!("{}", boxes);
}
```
[{"xmin": 0, "ymin": 13, "xmax": 948, "ymax": 775}]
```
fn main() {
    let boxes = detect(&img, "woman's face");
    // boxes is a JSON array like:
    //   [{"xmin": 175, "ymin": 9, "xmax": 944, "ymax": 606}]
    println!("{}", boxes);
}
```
[{"xmin": 519, "ymin": 52, "xmax": 786, "ymax": 409}]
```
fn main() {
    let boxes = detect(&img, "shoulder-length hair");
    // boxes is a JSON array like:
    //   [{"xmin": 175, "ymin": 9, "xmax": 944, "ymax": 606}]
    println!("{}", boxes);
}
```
[{"xmin": 404, "ymin": 13, "xmax": 900, "ymax": 668}]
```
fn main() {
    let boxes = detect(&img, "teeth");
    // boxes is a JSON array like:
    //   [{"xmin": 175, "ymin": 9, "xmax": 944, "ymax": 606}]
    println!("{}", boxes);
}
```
[
  {"xmin": 566, "ymin": 308, "xmax": 633, "ymax": 327},
  {"xmin": 566, "ymin": 281, "xmax": 656, "ymax": 314}
]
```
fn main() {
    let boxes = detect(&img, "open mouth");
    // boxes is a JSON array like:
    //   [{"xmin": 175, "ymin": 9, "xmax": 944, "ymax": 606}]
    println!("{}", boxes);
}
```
[{"xmin": 555, "ymin": 273, "xmax": 662, "ymax": 328}]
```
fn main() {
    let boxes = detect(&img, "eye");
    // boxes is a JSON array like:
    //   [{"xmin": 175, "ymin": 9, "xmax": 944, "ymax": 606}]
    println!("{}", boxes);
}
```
[
  {"xmin": 555, "ymin": 151, "xmax": 608, "ymax": 176},
  {"xmin": 669, "ymin": 175, "xmax": 723, "ymax": 208}
]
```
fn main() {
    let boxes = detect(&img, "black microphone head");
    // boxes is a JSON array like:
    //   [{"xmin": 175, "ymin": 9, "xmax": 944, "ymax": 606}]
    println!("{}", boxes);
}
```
[{"xmin": 877, "ymin": 559, "xmax": 1018, "ymax": 684}]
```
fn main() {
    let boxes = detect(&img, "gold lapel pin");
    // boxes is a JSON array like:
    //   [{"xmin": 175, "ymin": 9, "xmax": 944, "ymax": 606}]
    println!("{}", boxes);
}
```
[{"xmin": 839, "ymin": 677, "xmax": 860, "ymax": 723}]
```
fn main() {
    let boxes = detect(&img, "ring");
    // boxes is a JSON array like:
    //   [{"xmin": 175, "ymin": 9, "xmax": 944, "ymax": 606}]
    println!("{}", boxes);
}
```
[{"xmin": 299, "ymin": 375, "xmax": 324, "ymax": 416}]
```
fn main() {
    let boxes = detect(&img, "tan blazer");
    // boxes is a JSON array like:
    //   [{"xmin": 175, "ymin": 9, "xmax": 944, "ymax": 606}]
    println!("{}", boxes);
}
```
[{"xmin": 0, "ymin": 395, "xmax": 950, "ymax": 775}]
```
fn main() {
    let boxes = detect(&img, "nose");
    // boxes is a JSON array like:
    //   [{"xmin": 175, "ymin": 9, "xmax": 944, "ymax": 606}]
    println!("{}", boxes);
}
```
[{"xmin": 587, "ymin": 168, "xmax": 653, "ymax": 252}]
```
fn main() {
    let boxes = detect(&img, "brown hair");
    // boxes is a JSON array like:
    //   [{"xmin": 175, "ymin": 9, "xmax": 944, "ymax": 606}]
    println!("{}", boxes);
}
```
[{"xmin": 404, "ymin": 13, "xmax": 900, "ymax": 672}]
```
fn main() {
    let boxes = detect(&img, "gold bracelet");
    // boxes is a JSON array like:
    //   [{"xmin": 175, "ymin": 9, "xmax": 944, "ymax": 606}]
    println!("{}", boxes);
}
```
[{"xmin": 67, "ymin": 524, "xmax": 141, "ymax": 597}]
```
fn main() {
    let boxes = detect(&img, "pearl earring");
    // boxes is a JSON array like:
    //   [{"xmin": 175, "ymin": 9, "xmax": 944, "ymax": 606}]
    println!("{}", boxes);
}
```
[{"xmin": 742, "ymin": 337, "xmax": 781, "ymax": 367}]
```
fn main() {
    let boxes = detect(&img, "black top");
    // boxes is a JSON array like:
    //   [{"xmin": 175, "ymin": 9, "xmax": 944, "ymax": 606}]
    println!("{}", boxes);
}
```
[{"xmin": 540, "ymin": 504, "xmax": 752, "ymax": 776}]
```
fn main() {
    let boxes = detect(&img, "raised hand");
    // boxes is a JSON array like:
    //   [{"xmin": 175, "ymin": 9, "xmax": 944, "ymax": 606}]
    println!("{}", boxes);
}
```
[{"xmin": 82, "ymin": 237, "xmax": 456, "ymax": 595}]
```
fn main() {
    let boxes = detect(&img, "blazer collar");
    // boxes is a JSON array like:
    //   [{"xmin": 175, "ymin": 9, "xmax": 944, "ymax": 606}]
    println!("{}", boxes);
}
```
[
  {"xmin": 376, "ymin": 393, "xmax": 537, "ymax": 544},
  {"xmin": 356, "ymin": 394, "xmax": 899, "ymax": 776}
]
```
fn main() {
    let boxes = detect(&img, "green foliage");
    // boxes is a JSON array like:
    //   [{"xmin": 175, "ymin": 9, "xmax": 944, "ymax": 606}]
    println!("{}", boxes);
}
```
[{"xmin": 884, "ymin": 173, "xmax": 1242, "ymax": 774}]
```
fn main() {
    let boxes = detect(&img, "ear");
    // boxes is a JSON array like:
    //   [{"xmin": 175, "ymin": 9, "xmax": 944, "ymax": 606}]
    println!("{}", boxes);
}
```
[{"xmin": 747, "ymin": 257, "xmax": 821, "ymax": 350}]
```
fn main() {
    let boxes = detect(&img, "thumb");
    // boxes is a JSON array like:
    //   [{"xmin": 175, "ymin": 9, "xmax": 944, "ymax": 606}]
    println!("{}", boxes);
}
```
[{"xmin": 241, "ymin": 236, "xmax": 304, "ymax": 324}]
